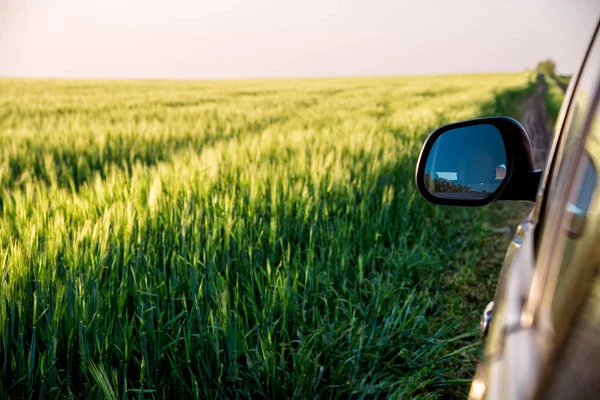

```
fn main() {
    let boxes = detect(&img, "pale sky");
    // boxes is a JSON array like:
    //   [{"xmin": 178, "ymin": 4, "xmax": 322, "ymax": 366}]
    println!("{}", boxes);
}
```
[{"xmin": 1, "ymin": 0, "xmax": 599, "ymax": 79}]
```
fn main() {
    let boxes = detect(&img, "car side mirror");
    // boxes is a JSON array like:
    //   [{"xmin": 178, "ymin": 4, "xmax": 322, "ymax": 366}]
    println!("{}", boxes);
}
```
[{"xmin": 415, "ymin": 117, "xmax": 541, "ymax": 206}]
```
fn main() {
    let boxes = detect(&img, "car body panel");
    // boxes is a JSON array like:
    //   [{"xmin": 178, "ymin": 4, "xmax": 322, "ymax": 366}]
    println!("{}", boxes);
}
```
[{"xmin": 469, "ymin": 218, "xmax": 538, "ymax": 400}]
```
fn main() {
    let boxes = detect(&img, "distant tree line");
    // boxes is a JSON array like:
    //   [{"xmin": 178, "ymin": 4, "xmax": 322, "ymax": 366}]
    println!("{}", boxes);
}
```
[
  {"xmin": 535, "ymin": 59, "xmax": 556, "ymax": 75},
  {"xmin": 423, "ymin": 173, "xmax": 471, "ymax": 193}
]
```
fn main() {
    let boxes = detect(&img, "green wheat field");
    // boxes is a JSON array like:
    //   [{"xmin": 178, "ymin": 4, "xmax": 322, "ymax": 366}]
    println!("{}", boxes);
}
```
[{"xmin": 0, "ymin": 73, "xmax": 539, "ymax": 399}]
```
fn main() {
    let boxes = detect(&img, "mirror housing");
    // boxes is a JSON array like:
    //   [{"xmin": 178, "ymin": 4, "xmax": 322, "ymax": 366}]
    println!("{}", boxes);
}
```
[{"xmin": 415, "ymin": 117, "xmax": 541, "ymax": 206}]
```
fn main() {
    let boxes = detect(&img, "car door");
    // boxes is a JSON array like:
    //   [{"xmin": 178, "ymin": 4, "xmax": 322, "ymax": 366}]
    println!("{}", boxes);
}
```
[
  {"xmin": 525, "ymin": 33, "xmax": 600, "ymax": 400},
  {"xmin": 533, "ymin": 86, "xmax": 600, "ymax": 400},
  {"xmin": 469, "ymin": 20, "xmax": 600, "ymax": 400}
]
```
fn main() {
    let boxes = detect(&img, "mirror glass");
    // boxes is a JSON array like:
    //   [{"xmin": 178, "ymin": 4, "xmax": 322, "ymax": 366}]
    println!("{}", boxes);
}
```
[{"xmin": 424, "ymin": 124, "xmax": 507, "ymax": 200}]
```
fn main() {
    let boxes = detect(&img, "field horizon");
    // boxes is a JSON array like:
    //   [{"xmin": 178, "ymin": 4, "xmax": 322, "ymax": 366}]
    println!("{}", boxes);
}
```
[{"xmin": 0, "ymin": 70, "xmax": 537, "ymax": 84}]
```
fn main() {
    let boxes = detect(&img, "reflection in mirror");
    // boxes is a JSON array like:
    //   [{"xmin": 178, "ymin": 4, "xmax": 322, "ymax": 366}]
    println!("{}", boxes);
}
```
[{"xmin": 424, "ymin": 124, "xmax": 507, "ymax": 200}]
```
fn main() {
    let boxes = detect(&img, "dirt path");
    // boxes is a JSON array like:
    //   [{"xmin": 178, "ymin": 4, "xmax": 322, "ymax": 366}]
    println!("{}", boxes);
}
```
[{"xmin": 521, "ymin": 74, "xmax": 552, "ymax": 169}]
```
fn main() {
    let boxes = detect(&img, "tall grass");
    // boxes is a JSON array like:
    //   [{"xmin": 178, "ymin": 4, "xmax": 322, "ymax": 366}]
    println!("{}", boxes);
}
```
[
  {"xmin": 0, "ymin": 73, "xmax": 533, "ymax": 398},
  {"xmin": 556, "ymin": 75, "xmax": 571, "ymax": 89},
  {"xmin": 544, "ymin": 74, "xmax": 567, "ymax": 130}
]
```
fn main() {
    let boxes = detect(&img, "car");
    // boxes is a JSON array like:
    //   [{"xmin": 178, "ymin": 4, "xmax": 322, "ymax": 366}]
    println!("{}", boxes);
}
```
[{"xmin": 414, "ymin": 20, "xmax": 600, "ymax": 400}]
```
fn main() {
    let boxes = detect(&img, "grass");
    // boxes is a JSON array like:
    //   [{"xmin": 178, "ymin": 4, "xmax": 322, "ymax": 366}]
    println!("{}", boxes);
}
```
[
  {"xmin": 556, "ymin": 74, "xmax": 571, "ymax": 89},
  {"xmin": 544, "ymin": 74, "xmax": 568, "ymax": 132},
  {"xmin": 0, "ymin": 73, "xmax": 535, "ymax": 399}
]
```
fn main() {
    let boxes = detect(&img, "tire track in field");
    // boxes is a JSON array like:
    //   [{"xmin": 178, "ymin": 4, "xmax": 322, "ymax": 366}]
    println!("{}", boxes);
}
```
[{"xmin": 522, "ymin": 74, "xmax": 551, "ymax": 169}]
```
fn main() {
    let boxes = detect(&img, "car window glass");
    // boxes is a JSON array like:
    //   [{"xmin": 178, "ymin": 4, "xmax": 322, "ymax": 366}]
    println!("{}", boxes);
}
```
[
  {"xmin": 549, "ymin": 104, "xmax": 600, "ymax": 323},
  {"xmin": 549, "ymin": 159, "xmax": 598, "ymax": 321},
  {"xmin": 524, "ymin": 29, "xmax": 600, "ymax": 325},
  {"xmin": 538, "ymin": 33, "xmax": 600, "ymax": 251}
]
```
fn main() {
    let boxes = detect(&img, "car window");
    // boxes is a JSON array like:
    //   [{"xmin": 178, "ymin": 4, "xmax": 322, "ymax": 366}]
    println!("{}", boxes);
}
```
[
  {"xmin": 523, "ymin": 28, "xmax": 600, "ymax": 324},
  {"xmin": 549, "ymin": 127, "xmax": 599, "ymax": 323},
  {"xmin": 542, "ymin": 30, "xmax": 600, "ymax": 222},
  {"xmin": 535, "ymin": 99, "xmax": 600, "ymax": 400}
]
